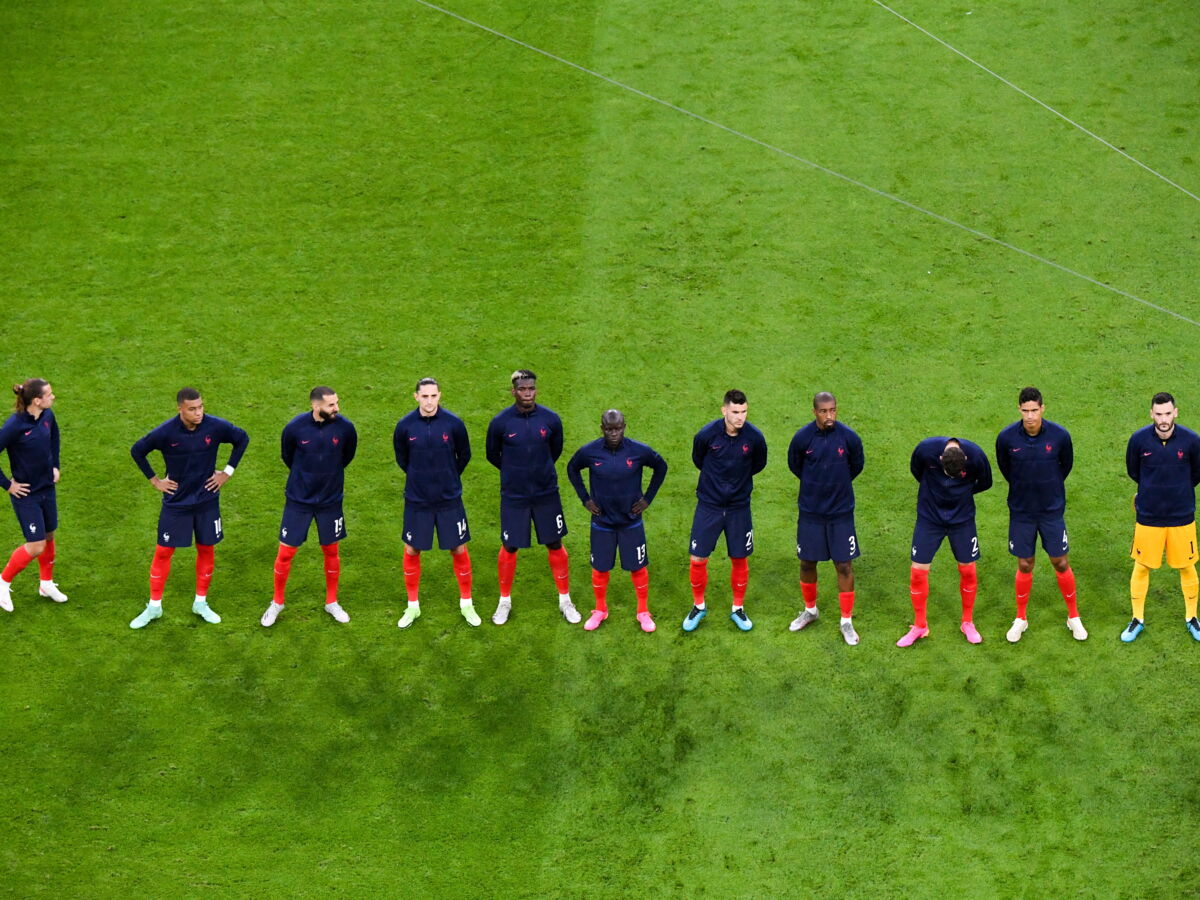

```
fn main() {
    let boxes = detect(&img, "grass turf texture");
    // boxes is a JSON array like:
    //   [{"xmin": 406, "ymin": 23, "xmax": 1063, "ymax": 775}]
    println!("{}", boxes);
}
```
[{"xmin": 2, "ymin": 0, "xmax": 1200, "ymax": 895}]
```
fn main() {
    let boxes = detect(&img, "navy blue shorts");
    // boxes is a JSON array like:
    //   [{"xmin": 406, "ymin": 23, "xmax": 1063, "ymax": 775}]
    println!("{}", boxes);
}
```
[
  {"xmin": 590, "ymin": 520, "xmax": 648, "ymax": 573},
  {"xmin": 500, "ymin": 497, "xmax": 566, "ymax": 549},
  {"xmin": 796, "ymin": 512, "xmax": 860, "ymax": 563},
  {"xmin": 689, "ymin": 502, "xmax": 753, "ymax": 559},
  {"xmin": 280, "ymin": 501, "xmax": 346, "ymax": 547},
  {"xmin": 404, "ymin": 501, "xmax": 470, "ymax": 551},
  {"xmin": 11, "ymin": 488, "xmax": 57, "ymax": 542},
  {"xmin": 911, "ymin": 518, "xmax": 979, "ymax": 565},
  {"xmin": 1008, "ymin": 515, "xmax": 1068, "ymax": 558},
  {"xmin": 157, "ymin": 499, "xmax": 223, "ymax": 548}
]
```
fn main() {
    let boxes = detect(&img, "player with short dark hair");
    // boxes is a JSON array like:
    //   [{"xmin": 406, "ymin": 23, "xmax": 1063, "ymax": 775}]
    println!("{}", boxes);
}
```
[
  {"xmin": 485, "ymin": 370, "xmax": 577, "ymax": 625},
  {"xmin": 1122, "ymin": 392, "xmax": 1200, "ymax": 642},
  {"xmin": 683, "ymin": 389, "xmax": 768, "ymax": 632},
  {"xmin": 566, "ymin": 409, "xmax": 668, "ymax": 632},
  {"xmin": 995, "ymin": 387, "xmax": 1086, "ymax": 642},
  {"xmin": 129, "ymin": 388, "xmax": 249, "ymax": 629},
  {"xmin": 0, "ymin": 378, "xmax": 67, "ymax": 612},
  {"xmin": 260, "ymin": 386, "xmax": 357, "ymax": 627},
  {"xmin": 898, "ymin": 436, "xmax": 992, "ymax": 647},
  {"xmin": 394, "ymin": 377, "xmax": 477, "ymax": 628},
  {"xmin": 787, "ymin": 391, "xmax": 864, "ymax": 645}
]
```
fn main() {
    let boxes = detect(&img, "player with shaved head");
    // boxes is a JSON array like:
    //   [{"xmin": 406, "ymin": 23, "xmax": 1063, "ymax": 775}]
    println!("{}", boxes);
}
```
[{"xmin": 566, "ymin": 409, "xmax": 668, "ymax": 632}]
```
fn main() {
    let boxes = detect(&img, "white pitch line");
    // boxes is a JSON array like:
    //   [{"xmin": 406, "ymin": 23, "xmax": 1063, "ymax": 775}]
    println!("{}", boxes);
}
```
[
  {"xmin": 873, "ymin": 0, "xmax": 1200, "ymax": 205},
  {"xmin": 413, "ymin": 0, "xmax": 1200, "ymax": 329}
]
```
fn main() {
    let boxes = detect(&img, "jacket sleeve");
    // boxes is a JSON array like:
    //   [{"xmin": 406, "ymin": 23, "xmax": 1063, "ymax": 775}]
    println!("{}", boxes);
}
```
[
  {"xmin": 971, "ymin": 447, "xmax": 993, "ymax": 494},
  {"xmin": 1126, "ymin": 434, "xmax": 1140, "ymax": 483},
  {"xmin": 225, "ymin": 422, "xmax": 250, "ymax": 468},
  {"xmin": 1059, "ymin": 429, "xmax": 1073, "ymax": 481},
  {"xmin": 341, "ymin": 421, "xmax": 358, "ymax": 468},
  {"xmin": 848, "ymin": 430, "xmax": 864, "ymax": 480},
  {"xmin": 565, "ymin": 448, "xmax": 589, "ymax": 505},
  {"xmin": 995, "ymin": 431, "xmax": 1011, "ymax": 483},
  {"xmin": 751, "ymin": 432, "xmax": 767, "ymax": 476},
  {"xmin": 393, "ymin": 420, "xmax": 409, "ymax": 471},
  {"xmin": 485, "ymin": 416, "xmax": 503, "ymax": 470},
  {"xmin": 910, "ymin": 443, "xmax": 925, "ymax": 482},
  {"xmin": 281, "ymin": 422, "xmax": 296, "ymax": 470},
  {"xmin": 787, "ymin": 431, "xmax": 804, "ymax": 480},
  {"xmin": 50, "ymin": 414, "xmax": 61, "ymax": 469},
  {"xmin": 454, "ymin": 418, "xmax": 471, "ymax": 475},
  {"xmin": 131, "ymin": 426, "xmax": 160, "ymax": 480},
  {"xmin": 692, "ymin": 428, "xmax": 707, "ymax": 471},
  {"xmin": 644, "ymin": 450, "xmax": 669, "ymax": 504},
  {"xmin": 549, "ymin": 414, "xmax": 564, "ymax": 462}
]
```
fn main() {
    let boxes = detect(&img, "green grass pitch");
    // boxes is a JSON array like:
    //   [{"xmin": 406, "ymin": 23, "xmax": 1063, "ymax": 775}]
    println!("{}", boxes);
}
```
[{"xmin": 3, "ymin": 0, "xmax": 1200, "ymax": 896}]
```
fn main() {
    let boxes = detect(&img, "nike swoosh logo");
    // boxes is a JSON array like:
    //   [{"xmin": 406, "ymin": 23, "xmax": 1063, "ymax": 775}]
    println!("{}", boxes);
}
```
[
  {"xmin": 170, "ymin": 442, "xmax": 179, "ymax": 447},
  {"xmin": 409, "ymin": 437, "xmax": 418, "ymax": 442},
  {"xmin": 508, "ymin": 433, "xmax": 518, "ymax": 438},
  {"xmin": 301, "ymin": 440, "xmax": 310, "ymax": 444},
  {"xmin": 593, "ymin": 462, "xmax": 602, "ymax": 466}
]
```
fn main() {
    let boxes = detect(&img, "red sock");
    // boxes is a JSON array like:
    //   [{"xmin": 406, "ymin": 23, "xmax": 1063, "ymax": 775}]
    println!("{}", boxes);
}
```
[
  {"xmin": 322, "ymin": 544, "xmax": 340, "ymax": 604},
  {"xmin": 498, "ymin": 548, "xmax": 517, "ymax": 597},
  {"xmin": 37, "ymin": 538, "xmax": 55, "ymax": 581},
  {"xmin": 1014, "ymin": 570, "xmax": 1032, "ymax": 619},
  {"xmin": 272, "ymin": 544, "xmax": 297, "ymax": 603},
  {"xmin": 452, "ymin": 548, "xmax": 473, "ymax": 600},
  {"xmin": 547, "ymin": 546, "xmax": 570, "ymax": 594},
  {"xmin": 631, "ymin": 567, "xmax": 649, "ymax": 614},
  {"xmin": 689, "ymin": 558, "xmax": 708, "ymax": 605},
  {"xmin": 403, "ymin": 551, "xmax": 421, "ymax": 603},
  {"xmin": 838, "ymin": 591, "xmax": 855, "ymax": 617},
  {"xmin": 195, "ymin": 544, "xmax": 215, "ymax": 597},
  {"xmin": 730, "ymin": 557, "xmax": 749, "ymax": 606},
  {"xmin": 591, "ymin": 568, "xmax": 610, "ymax": 612},
  {"xmin": 801, "ymin": 580, "xmax": 818, "ymax": 609},
  {"xmin": 910, "ymin": 566, "xmax": 929, "ymax": 628},
  {"xmin": 2, "ymin": 545, "xmax": 33, "ymax": 583},
  {"xmin": 1057, "ymin": 567, "xmax": 1079, "ymax": 618},
  {"xmin": 958, "ymin": 562, "xmax": 977, "ymax": 622},
  {"xmin": 149, "ymin": 545, "xmax": 174, "ymax": 601}
]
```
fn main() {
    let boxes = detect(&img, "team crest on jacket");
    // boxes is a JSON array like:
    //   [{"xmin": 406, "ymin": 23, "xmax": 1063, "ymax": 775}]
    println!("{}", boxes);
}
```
[
  {"xmin": 204, "ymin": 436, "xmax": 212, "ymax": 445},
  {"xmin": 442, "ymin": 432, "xmax": 449, "ymax": 442},
  {"xmin": 742, "ymin": 444, "xmax": 749, "ymax": 454},
  {"xmin": 626, "ymin": 458, "xmax": 634, "ymax": 467},
  {"xmin": 332, "ymin": 437, "xmax": 340, "ymax": 446},
  {"xmin": 1180, "ymin": 450, "xmax": 1186, "ymax": 459},
  {"xmin": 838, "ymin": 447, "xmax": 845, "ymax": 456},
  {"xmin": 539, "ymin": 427, "xmax": 547, "ymax": 439},
  {"xmin": 1046, "ymin": 444, "xmax": 1052, "ymax": 453}
]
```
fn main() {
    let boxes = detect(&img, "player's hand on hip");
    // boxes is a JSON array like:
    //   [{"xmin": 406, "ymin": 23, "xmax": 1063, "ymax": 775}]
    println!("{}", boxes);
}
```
[
  {"xmin": 52, "ymin": 467, "xmax": 60, "ymax": 484},
  {"xmin": 584, "ymin": 499, "xmax": 602, "ymax": 516},
  {"xmin": 630, "ymin": 498, "xmax": 649, "ymax": 516},
  {"xmin": 7, "ymin": 481, "xmax": 28, "ymax": 498},
  {"xmin": 151, "ymin": 476, "xmax": 178, "ymax": 495},
  {"xmin": 206, "ymin": 471, "xmax": 230, "ymax": 492}
]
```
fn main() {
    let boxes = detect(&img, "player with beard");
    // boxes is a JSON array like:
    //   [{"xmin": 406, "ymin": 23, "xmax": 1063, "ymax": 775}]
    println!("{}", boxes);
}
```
[
  {"xmin": 787, "ymin": 391, "xmax": 865, "ymax": 645},
  {"xmin": 1122, "ymin": 392, "xmax": 1200, "ymax": 642},
  {"xmin": 261, "ymin": 386, "xmax": 358, "ymax": 627}
]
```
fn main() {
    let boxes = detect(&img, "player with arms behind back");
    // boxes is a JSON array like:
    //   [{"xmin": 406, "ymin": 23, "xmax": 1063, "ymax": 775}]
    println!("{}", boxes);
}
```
[
  {"xmin": 486, "ymin": 370, "xmax": 577, "ymax": 625},
  {"xmin": 0, "ymin": 378, "xmax": 67, "ymax": 612},
  {"xmin": 394, "ymin": 377, "xmax": 478, "ymax": 628},
  {"xmin": 129, "ymin": 387, "xmax": 249, "ymax": 629},
  {"xmin": 682, "ymin": 389, "xmax": 767, "ymax": 633},
  {"xmin": 260, "ymin": 386, "xmax": 357, "ymax": 627},
  {"xmin": 1122, "ymin": 391, "xmax": 1200, "ymax": 642},
  {"xmin": 787, "ymin": 391, "xmax": 864, "ymax": 645},
  {"xmin": 995, "ymin": 387, "xmax": 1086, "ymax": 642}
]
